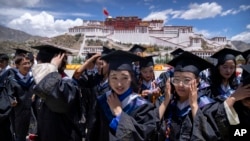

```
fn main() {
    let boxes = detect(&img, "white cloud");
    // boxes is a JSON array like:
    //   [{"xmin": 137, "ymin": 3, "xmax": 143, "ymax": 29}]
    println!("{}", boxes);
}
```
[
  {"xmin": 149, "ymin": 5, "xmax": 155, "ymax": 10},
  {"xmin": 231, "ymin": 32, "xmax": 250, "ymax": 43},
  {"xmin": 143, "ymin": 9, "xmax": 173, "ymax": 23},
  {"xmin": 221, "ymin": 5, "xmax": 250, "ymax": 16},
  {"xmin": 8, "ymin": 11, "xmax": 83, "ymax": 37},
  {"xmin": 193, "ymin": 28, "xmax": 212, "ymax": 38},
  {"xmin": 179, "ymin": 2, "xmax": 222, "ymax": 19},
  {"xmin": 0, "ymin": 0, "xmax": 40, "ymax": 8},
  {"xmin": 247, "ymin": 24, "xmax": 250, "ymax": 29},
  {"xmin": 231, "ymin": 24, "xmax": 250, "ymax": 43}
]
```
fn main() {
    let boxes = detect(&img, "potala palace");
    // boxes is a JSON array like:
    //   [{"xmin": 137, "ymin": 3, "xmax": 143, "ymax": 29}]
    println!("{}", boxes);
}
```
[{"xmin": 68, "ymin": 16, "xmax": 233, "ymax": 58}]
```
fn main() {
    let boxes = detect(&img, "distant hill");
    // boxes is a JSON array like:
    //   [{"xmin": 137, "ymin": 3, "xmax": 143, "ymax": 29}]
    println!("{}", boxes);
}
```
[
  {"xmin": 0, "ymin": 25, "xmax": 83, "ymax": 54},
  {"xmin": 0, "ymin": 25, "xmax": 44, "ymax": 42},
  {"xmin": 231, "ymin": 40, "xmax": 250, "ymax": 51}
]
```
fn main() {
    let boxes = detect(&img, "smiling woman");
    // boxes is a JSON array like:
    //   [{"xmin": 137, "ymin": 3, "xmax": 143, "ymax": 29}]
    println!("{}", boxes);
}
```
[{"xmin": 89, "ymin": 50, "xmax": 157, "ymax": 141}]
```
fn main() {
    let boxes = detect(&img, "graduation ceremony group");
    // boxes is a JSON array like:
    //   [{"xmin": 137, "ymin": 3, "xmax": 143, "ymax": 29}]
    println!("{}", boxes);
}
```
[{"xmin": 0, "ymin": 43, "xmax": 250, "ymax": 141}]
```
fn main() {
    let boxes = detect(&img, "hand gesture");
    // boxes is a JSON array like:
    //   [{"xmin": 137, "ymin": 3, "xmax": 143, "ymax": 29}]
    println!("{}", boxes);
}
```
[
  {"xmin": 107, "ymin": 93, "xmax": 122, "ymax": 116},
  {"xmin": 231, "ymin": 84, "xmax": 250, "ymax": 101},
  {"xmin": 51, "ymin": 53, "xmax": 65, "ymax": 69},
  {"xmin": 188, "ymin": 79, "xmax": 198, "ymax": 107},
  {"xmin": 165, "ymin": 78, "xmax": 171, "ymax": 100}
]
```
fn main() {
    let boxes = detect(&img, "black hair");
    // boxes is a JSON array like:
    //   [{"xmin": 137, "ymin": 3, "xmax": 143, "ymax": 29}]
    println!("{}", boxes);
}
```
[
  {"xmin": 14, "ymin": 53, "xmax": 30, "ymax": 65},
  {"xmin": 210, "ymin": 59, "xmax": 238, "ymax": 97}
]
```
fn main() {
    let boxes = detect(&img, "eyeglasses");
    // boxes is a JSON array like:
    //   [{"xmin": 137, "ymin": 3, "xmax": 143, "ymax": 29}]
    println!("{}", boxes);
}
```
[{"xmin": 171, "ymin": 77, "xmax": 194, "ymax": 86}]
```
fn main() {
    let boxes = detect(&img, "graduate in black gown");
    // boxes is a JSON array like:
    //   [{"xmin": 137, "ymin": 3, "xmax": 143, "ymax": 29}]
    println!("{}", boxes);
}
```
[
  {"xmin": 155, "ymin": 51, "xmax": 218, "ymax": 141},
  {"xmin": 90, "ymin": 50, "xmax": 157, "ymax": 141},
  {"xmin": 227, "ymin": 64, "xmax": 250, "ymax": 140},
  {"xmin": 129, "ymin": 44, "xmax": 146, "ymax": 81},
  {"xmin": 138, "ymin": 55, "xmax": 161, "ymax": 103},
  {"xmin": 199, "ymin": 48, "xmax": 250, "ymax": 141},
  {"xmin": 31, "ymin": 44, "xmax": 83, "ymax": 141},
  {"xmin": 0, "ymin": 51, "xmax": 35, "ymax": 141},
  {"xmin": 73, "ymin": 46, "xmax": 115, "ymax": 140}
]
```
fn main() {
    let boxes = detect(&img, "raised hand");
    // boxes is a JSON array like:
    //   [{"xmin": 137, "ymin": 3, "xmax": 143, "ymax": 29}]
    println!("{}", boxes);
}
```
[
  {"xmin": 107, "ymin": 93, "xmax": 123, "ymax": 116},
  {"xmin": 50, "ymin": 53, "xmax": 65, "ymax": 69}
]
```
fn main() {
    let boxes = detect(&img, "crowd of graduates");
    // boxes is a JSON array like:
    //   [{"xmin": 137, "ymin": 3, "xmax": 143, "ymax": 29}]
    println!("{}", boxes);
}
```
[{"xmin": 0, "ymin": 43, "xmax": 250, "ymax": 141}]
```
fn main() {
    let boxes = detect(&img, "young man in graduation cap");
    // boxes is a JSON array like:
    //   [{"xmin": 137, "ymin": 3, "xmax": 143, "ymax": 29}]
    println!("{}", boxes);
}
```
[
  {"xmin": 128, "ymin": 44, "xmax": 146, "ymax": 81},
  {"xmin": 89, "ymin": 50, "xmax": 157, "ymax": 141},
  {"xmin": 31, "ymin": 44, "xmax": 84, "ymax": 141},
  {"xmin": 0, "ymin": 48, "xmax": 35, "ymax": 141},
  {"xmin": 155, "ymin": 51, "xmax": 217, "ymax": 141}
]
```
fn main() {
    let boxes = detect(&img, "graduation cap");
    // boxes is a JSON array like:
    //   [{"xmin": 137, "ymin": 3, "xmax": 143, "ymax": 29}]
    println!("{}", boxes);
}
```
[
  {"xmin": 14, "ymin": 48, "xmax": 30, "ymax": 56},
  {"xmin": 85, "ymin": 52, "xmax": 96, "ymax": 60},
  {"xmin": 0, "ymin": 53, "xmax": 9, "ymax": 61},
  {"xmin": 242, "ymin": 49, "xmax": 250, "ymax": 62},
  {"xmin": 32, "ymin": 44, "xmax": 72, "ymax": 63},
  {"xmin": 101, "ymin": 46, "xmax": 115, "ymax": 57},
  {"xmin": 129, "ymin": 44, "xmax": 146, "ymax": 53},
  {"xmin": 139, "ymin": 55, "xmax": 156, "ymax": 68},
  {"xmin": 168, "ymin": 51, "xmax": 214, "ymax": 77},
  {"xmin": 241, "ymin": 64, "xmax": 250, "ymax": 86},
  {"xmin": 170, "ymin": 48, "xmax": 185, "ymax": 57},
  {"xmin": 211, "ymin": 48, "xmax": 241, "ymax": 65},
  {"xmin": 100, "ymin": 50, "xmax": 143, "ymax": 71}
]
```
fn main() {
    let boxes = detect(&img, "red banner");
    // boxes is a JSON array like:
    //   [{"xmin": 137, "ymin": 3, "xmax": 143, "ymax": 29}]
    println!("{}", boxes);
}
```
[{"xmin": 103, "ymin": 8, "xmax": 109, "ymax": 16}]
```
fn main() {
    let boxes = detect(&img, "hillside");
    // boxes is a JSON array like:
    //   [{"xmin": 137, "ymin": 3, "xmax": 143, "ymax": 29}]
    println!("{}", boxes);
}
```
[{"xmin": 231, "ymin": 40, "xmax": 250, "ymax": 51}]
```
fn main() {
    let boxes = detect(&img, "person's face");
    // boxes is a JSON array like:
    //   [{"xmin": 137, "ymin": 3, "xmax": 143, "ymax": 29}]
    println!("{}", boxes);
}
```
[
  {"xmin": 140, "ymin": 66, "xmax": 154, "ymax": 82},
  {"xmin": 96, "ymin": 58, "xmax": 109, "ymax": 75},
  {"xmin": 109, "ymin": 70, "xmax": 132, "ymax": 95},
  {"xmin": 172, "ymin": 71, "xmax": 197, "ymax": 100},
  {"xmin": 219, "ymin": 60, "xmax": 236, "ymax": 80},
  {"xmin": 16, "ymin": 58, "xmax": 31, "ymax": 75},
  {"xmin": 0, "ymin": 60, "xmax": 8, "ymax": 69}
]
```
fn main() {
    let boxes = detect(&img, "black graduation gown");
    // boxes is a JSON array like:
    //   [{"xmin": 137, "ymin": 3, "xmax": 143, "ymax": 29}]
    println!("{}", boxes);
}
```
[
  {"xmin": 0, "ymin": 68, "xmax": 35, "ymax": 139},
  {"xmin": 33, "ymin": 72, "xmax": 82, "ymax": 141},
  {"xmin": 201, "ymin": 99, "xmax": 250, "ymax": 141},
  {"xmin": 89, "ymin": 93, "xmax": 157, "ymax": 141},
  {"xmin": 154, "ymin": 86, "xmax": 218, "ymax": 141}
]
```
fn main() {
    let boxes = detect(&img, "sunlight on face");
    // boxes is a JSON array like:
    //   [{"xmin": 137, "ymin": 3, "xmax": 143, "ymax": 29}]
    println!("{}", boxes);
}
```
[
  {"xmin": 140, "ymin": 66, "xmax": 154, "ymax": 82},
  {"xmin": 16, "ymin": 58, "xmax": 31, "ymax": 75},
  {"xmin": 109, "ymin": 70, "xmax": 132, "ymax": 95},
  {"xmin": 219, "ymin": 60, "xmax": 236, "ymax": 80},
  {"xmin": 173, "ymin": 71, "xmax": 197, "ymax": 100}
]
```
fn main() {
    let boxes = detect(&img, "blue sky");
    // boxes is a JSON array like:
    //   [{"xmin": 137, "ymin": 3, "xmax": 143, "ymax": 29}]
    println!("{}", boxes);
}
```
[{"xmin": 0, "ymin": 0, "xmax": 250, "ymax": 43}]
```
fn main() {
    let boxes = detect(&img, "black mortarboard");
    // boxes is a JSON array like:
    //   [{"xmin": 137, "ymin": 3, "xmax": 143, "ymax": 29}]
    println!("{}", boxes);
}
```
[
  {"xmin": 211, "ymin": 48, "xmax": 241, "ymax": 65},
  {"xmin": 170, "ymin": 48, "xmax": 185, "ymax": 57},
  {"xmin": 168, "ymin": 51, "xmax": 214, "ymax": 76},
  {"xmin": 101, "ymin": 46, "xmax": 114, "ymax": 57},
  {"xmin": 241, "ymin": 64, "xmax": 250, "ymax": 86},
  {"xmin": 32, "ymin": 44, "xmax": 72, "ymax": 63},
  {"xmin": 85, "ymin": 52, "xmax": 96, "ymax": 60},
  {"xmin": 101, "ymin": 50, "xmax": 143, "ymax": 71},
  {"xmin": 139, "ymin": 55, "xmax": 156, "ymax": 68},
  {"xmin": 14, "ymin": 48, "xmax": 30, "ymax": 56},
  {"xmin": 242, "ymin": 49, "xmax": 250, "ymax": 61},
  {"xmin": 129, "ymin": 44, "xmax": 146, "ymax": 53},
  {"xmin": 0, "ymin": 53, "xmax": 9, "ymax": 61}
]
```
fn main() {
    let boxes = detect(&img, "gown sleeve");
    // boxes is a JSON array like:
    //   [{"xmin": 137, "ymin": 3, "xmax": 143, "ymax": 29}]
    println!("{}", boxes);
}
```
[
  {"xmin": 115, "ymin": 103, "xmax": 157, "ymax": 141},
  {"xmin": 32, "ymin": 64, "xmax": 79, "ymax": 113}
]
